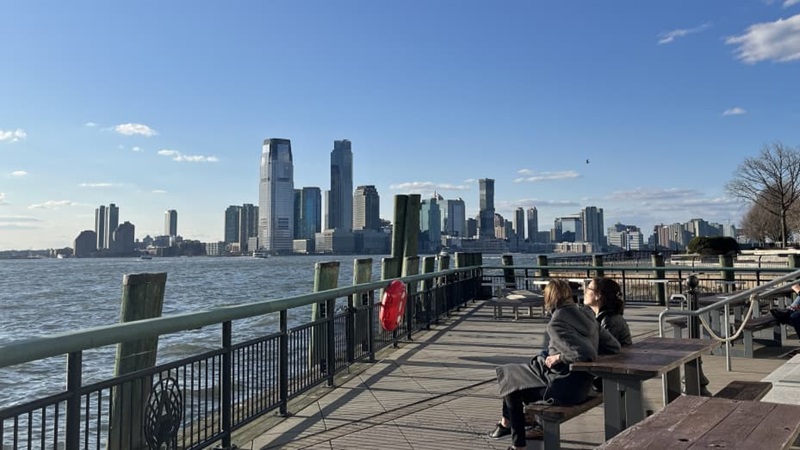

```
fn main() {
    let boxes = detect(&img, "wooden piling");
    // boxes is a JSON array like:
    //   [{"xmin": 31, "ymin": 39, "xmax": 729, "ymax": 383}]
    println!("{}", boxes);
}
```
[
  {"xmin": 537, "ymin": 254, "xmax": 549, "ymax": 278},
  {"xmin": 403, "ymin": 256, "xmax": 420, "ymax": 336},
  {"xmin": 592, "ymin": 254, "xmax": 604, "ymax": 278},
  {"xmin": 352, "ymin": 258, "xmax": 373, "ymax": 358},
  {"xmin": 391, "ymin": 195, "xmax": 408, "ymax": 260},
  {"xmin": 310, "ymin": 261, "xmax": 340, "ymax": 375},
  {"xmin": 108, "ymin": 272, "xmax": 167, "ymax": 450},
  {"xmin": 652, "ymin": 253, "xmax": 666, "ymax": 306},
  {"xmin": 501, "ymin": 254, "xmax": 515, "ymax": 289},
  {"xmin": 403, "ymin": 194, "xmax": 421, "ymax": 262}
]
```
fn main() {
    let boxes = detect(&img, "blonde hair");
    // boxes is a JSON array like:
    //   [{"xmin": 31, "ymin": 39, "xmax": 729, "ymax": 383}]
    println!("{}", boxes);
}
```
[{"xmin": 544, "ymin": 279, "xmax": 575, "ymax": 312}]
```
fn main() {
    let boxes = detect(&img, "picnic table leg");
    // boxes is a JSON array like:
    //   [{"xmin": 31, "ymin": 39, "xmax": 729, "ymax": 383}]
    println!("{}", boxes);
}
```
[
  {"xmin": 684, "ymin": 358, "xmax": 701, "ymax": 395},
  {"xmin": 619, "ymin": 377, "xmax": 646, "ymax": 428},
  {"xmin": 602, "ymin": 378, "xmax": 626, "ymax": 440},
  {"xmin": 664, "ymin": 367, "xmax": 681, "ymax": 403}
]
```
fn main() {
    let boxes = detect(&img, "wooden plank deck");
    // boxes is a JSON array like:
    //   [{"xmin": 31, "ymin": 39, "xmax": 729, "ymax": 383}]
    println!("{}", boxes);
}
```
[{"xmin": 235, "ymin": 300, "xmax": 797, "ymax": 450}]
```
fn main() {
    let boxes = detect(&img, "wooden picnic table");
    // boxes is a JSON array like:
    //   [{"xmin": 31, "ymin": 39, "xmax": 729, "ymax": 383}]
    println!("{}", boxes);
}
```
[
  {"xmin": 598, "ymin": 395, "xmax": 800, "ymax": 449},
  {"xmin": 571, "ymin": 336, "xmax": 720, "ymax": 440},
  {"xmin": 484, "ymin": 289, "xmax": 545, "ymax": 320}
]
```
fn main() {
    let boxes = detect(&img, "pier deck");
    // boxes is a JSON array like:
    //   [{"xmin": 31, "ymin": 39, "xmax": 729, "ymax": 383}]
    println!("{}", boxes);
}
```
[{"xmin": 237, "ymin": 301, "xmax": 797, "ymax": 450}]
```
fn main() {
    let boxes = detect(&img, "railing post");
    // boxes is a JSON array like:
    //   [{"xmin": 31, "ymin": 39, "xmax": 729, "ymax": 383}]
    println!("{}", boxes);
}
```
[
  {"xmin": 221, "ymin": 321, "xmax": 233, "ymax": 449},
  {"xmin": 352, "ymin": 258, "xmax": 372, "ymax": 364},
  {"xmin": 502, "ymin": 254, "xmax": 515, "ymax": 289},
  {"xmin": 422, "ymin": 256, "xmax": 436, "ymax": 329},
  {"xmin": 593, "ymin": 254, "xmax": 604, "ymax": 278},
  {"xmin": 310, "ymin": 261, "xmax": 339, "ymax": 383},
  {"xmin": 279, "ymin": 310, "xmax": 289, "ymax": 416},
  {"xmin": 66, "ymin": 351, "xmax": 82, "ymax": 450},
  {"xmin": 436, "ymin": 253, "xmax": 450, "ymax": 323},
  {"xmin": 652, "ymin": 253, "xmax": 666, "ymax": 306},
  {"xmin": 403, "ymin": 256, "xmax": 420, "ymax": 340}
]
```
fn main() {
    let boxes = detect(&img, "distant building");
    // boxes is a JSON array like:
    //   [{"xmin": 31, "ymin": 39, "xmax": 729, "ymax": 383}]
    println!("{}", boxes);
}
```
[
  {"xmin": 94, "ymin": 205, "xmax": 106, "ymax": 251},
  {"xmin": 105, "ymin": 203, "xmax": 119, "ymax": 250},
  {"xmin": 581, "ymin": 206, "xmax": 604, "ymax": 247},
  {"xmin": 164, "ymin": 210, "xmax": 178, "ymax": 237},
  {"xmin": 224, "ymin": 205, "xmax": 241, "ymax": 244},
  {"xmin": 113, "ymin": 221, "xmax": 135, "ymax": 254},
  {"xmin": 315, "ymin": 228, "xmax": 355, "ymax": 254},
  {"xmin": 441, "ymin": 197, "xmax": 466, "ymax": 237},
  {"xmin": 420, "ymin": 195, "xmax": 442, "ymax": 253},
  {"xmin": 328, "ymin": 139, "xmax": 353, "ymax": 231},
  {"xmin": 514, "ymin": 207, "xmax": 525, "ymax": 248},
  {"xmin": 353, "ymin": 185, "xmax": 380, "ymax": 231},
  {"xmin": 466, "ymin": 217, "xmax": 478, "ymax": 238},
  {"xmin": 478, "ymin": 179, "xmax": 495, "ymax": 239},
  {"xmin": 74, "ymin": 230, "xmax": 97, "ymax": 257},
  {"xmin": 295, "ymin": 187, "xmax": 322, "ymax": 240},
  {"xmin": 258, "ymin": 138, "xmax": 294, "ymax": 253},
  {"xmin": 527, "ymin": 207, "xmax": 538, "ymax": 242}
]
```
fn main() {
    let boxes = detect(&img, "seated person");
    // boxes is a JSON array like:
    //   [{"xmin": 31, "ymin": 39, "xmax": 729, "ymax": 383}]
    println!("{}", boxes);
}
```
[
  {"xmin": 771, "ymin": 283, "xmax": 800, "ymax": 342},
  {"xmin": 488, "ymin": 279, "xmax": 621, "ymax": 450},
  {"xmin": 584, "ymin": 277, "xmax": 632, "ymax": 346}
]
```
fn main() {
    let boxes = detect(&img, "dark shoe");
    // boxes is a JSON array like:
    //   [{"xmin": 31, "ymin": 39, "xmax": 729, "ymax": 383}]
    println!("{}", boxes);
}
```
[
  {"xmin": 771, "ymin": 308, "xmax": 792, "ymax": 324},
  {"xmin": 488, "ymin": 422, "xmax": 511, "ymax": 439},
  {"xmin": 525, "ymin": 422, "xmax": 544, "ymax": 440}
]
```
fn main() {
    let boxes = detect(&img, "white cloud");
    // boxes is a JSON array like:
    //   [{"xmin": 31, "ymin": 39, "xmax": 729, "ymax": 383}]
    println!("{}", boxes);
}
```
[
  {"xmin": 151, "ymin": 189, "xmax": 167, "ymax": 194},
  {"xmin": 388, "ymin": 181, "xmax": 472, "ymax": 192},
  {"xmin": 28, "ymin": 200, "xmax": 81, "ymax": 209},
  {"xmin": 157, "ymin": 149, "xmax": 219, "ymax": 163},
  {"xmin": 785, "ymin": 0, "xmax": 800, "ymax": 7},
  {"xmin": 0, "ymin": 129, "xmax": 27, "ymax": 143},
  {"xmin": 726, "ymin": 14, "xmax": 800, "ymax": 63},
  {"xmin": 723, "ymin": 107, "xmax": 747, "ymax": 116},
  {"xmin": 114, "ymin": 123, "xmax": 157, "ymax": 137},
  {"xmin": 513, "ymin": 171, "xmax": 581, "ymax": 183},
  {"xmin": 11, "ymin": 170, "xmax": 28, "ymax": 176},
  {"xmin": 606, "ymin": 187, "xmax": 701, "ymax": 201},
  {"xmin": 132, "ymin": 146, "xmax": 142, "ymax": 152},
  {"xmin": 84, "ymin": 122, "xmax": 97, "ymax": 127},
  {"xmin": 0, "ymin": 193, "xmax": 7, "ymax": 205},
  {"xmin": 517, "ymin": 169, "xmax": 533, "ymax": 175},
  {"xmin": 79, "ymin": 182, "xmax": 114, "ymax": 188},
  {"xmin": 0, "ymin": 215, "xmax": 41, "ymax": 229},
  {"xmin": 657, "ymin": 23, "xmax": 711, "ymax": 45}
]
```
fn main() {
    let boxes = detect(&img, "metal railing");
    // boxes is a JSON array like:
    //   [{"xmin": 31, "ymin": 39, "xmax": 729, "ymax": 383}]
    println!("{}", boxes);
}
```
[{"xmin": 0, "ymin": 266, "xmax": 481, "ymax": 450}]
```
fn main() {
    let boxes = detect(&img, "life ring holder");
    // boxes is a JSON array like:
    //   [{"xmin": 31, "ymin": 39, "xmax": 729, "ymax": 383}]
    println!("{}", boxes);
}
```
[{"xmin": 379, "ymin": 280, "xmax": 408, "ymax": 332}]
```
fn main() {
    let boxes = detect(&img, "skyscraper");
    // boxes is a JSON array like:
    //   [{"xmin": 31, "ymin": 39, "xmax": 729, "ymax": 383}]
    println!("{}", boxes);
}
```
[
  {"xmin": 514, "ymin": 207, "xmax": 525, "ymax": 246},
  {"xmin": 224, "ymin": 205, "xmax": 241, "ymax": 243},
  {"xmin": 441, "ymin": 198, "xmax": 466, "ymax": 237},
  {"xmin": 420, "ymin": 195, "xmax": 442, "ymax": 252},
  {"xmin": 527, "ymin": 207, "xmax": 538, "ymax": 242},
  {"xmin": 353, "ymin": 185, "xmax": 380, "ymax": 231},
  {"xmin": 328, "ymin": 139, "xmax": 353, "ymax": 231},
  {"xmin": 581, "ymin": 206, "xmax": 604, "ymax": 245},
  {"xmin": 478, "ymin": 178, "xmax": 495, "ymax": 238},
  {"xmin": 165, "ymin": 209, "xmax": 178, "ymax": 237},
  {"xmin": 258, "ymin": 138, "xmax": 294, "ymax": 253},
  {"xmin": 94, "ymin": 205, "xmax": 106, "ymax": 251},
  {"xmin": 105, "ymin": 203, "xmax": 119, "ymax": 249},
  {"xmin": 295, "ymin": 187, "xmax": 322, "ymax": 239}
]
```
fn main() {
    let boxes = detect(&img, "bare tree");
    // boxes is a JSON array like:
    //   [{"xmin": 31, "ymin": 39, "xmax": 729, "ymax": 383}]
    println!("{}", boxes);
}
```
[
  {"xmin": 726, "ymin": 142, "xmax": 800, "ymax": 247},
  {"xmin": 739, "ymin": 202, "xmax": 782, "ymax": 245}
]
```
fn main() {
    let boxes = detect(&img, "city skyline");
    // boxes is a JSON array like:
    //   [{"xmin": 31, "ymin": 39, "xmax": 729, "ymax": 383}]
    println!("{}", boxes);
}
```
[{"xmin": 3, "ymin": 1, "xmax": 800, "ymax": 250}]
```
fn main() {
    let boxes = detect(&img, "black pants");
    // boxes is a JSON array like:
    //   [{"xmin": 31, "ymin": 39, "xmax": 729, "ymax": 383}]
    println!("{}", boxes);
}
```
[{"xmin": 502, "ymin": 387, "xmax": 546, "ymax": 448}]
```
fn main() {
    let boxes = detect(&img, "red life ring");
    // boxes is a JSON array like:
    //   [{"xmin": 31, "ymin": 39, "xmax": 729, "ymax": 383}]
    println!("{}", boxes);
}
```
[{"xmin": 379, "ymin": 280, "xmax": 407, "ymax": 332}]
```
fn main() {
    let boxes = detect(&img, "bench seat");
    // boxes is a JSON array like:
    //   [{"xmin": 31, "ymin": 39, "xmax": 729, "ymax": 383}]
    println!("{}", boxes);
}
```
[
  {"xmin": 732, "ymin": 315, "xmax": 782, "ymax": 358},
  {"xmin": 524, "ymin": 394, "xmax": 603, "ymax": 449},
  {"xmin": 713, "ymin": 380, "xmax": 772, "ymax": 401}
]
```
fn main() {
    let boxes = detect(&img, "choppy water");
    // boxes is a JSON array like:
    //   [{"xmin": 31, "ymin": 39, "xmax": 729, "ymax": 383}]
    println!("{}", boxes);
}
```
[{"xmin": 0, "ymin": 255, "xmax": 390, "ymax": 407}]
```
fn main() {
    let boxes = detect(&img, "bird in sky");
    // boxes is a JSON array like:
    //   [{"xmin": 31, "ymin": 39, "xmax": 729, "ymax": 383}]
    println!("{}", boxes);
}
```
[{"xmin": 585, "ymin": 159, "xmax": 590, "ymax": 164}]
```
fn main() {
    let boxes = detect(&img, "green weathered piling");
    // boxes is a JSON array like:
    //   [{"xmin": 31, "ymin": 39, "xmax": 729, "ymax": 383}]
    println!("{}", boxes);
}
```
[
  {"xmin": 421, "ymin": 256, "xmax": 436, "ymax": 329},
  {"xmin": 310, "ymin": 261, "xmax": 340, "ymax": 373},
  {"xmin": 381, "ymin": 257, "xmax": 401, "ymax": 281},
  {"xmin": 403, "ymin": 194, "xmax": 421, "ymax": 260},
  {"xmin": 109, "ymin": 272, "xmax": 167, "ymax": 450},
  {"xmin": 537, "ymin": 255, "xmax": 549, "ymax": 278},
  {"xmin": 789, "ymin": 254, "xmax": 800, "ymax": 269},
  {"xmin": 352, "ymin": 258, "xmax": 373, "ymax": 359},
  {"xmin": 391, "ymin": 195, "xmax": 408, "ymax": 260},
  {"xmin": 501, "ymin": 254, "xmax": 515, "ymax": 289},
  {"xmin": 403, "ymin": 256, "xmax": 420, "ymax": 336},
  {"xmin": 455, "ymin": 252, "xmax": 467, "ymax": 268},
  {"xmin": 719, "ymin": 255, "xmax": 734, "ymax": 292},
  {"xmin": 652, "ymin": 253, "xmax": 666, "ymax": 306},
  {"xmin": 592, "ymin": 254, "xmax": 604, "ymax": 278}
]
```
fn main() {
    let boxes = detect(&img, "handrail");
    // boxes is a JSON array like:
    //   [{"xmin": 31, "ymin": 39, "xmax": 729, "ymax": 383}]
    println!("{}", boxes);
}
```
[{"xmin": 0, "ymin": 266, "xmax": 480, "ymax": 370}]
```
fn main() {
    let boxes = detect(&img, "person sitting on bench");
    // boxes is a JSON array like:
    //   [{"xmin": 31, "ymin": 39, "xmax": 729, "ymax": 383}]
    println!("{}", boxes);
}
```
[
  {"xmin": 489, "ymin": 279, "xmax": 622, "ymax": 450},
  {"xmin": 584, "ymin": 277, "xmax": 632, "ymax": 391},
  {"xmin": 771, "ymin": 283, "xmax": 800, "ymax": 342}
]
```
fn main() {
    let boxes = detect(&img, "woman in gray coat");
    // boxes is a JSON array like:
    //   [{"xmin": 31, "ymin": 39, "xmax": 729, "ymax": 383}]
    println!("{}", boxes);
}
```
[{"xmin": 489, "ymin": 279, "xmax": 621, "ymax": 450}]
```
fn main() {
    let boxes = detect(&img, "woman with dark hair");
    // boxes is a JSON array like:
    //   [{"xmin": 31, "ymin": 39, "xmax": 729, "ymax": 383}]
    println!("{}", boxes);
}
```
[
  {"xmin": 584, "ymin": 277, "xmax": 632, "ymax": 346},
  {"xmin": 488, "ymin": 279, "xmax": 621, "ymax": 450}
]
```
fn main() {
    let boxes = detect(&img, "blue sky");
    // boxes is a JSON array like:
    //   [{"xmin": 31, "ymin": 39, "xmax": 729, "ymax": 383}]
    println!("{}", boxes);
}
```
[{"xmin": 2, "ymin": 1, "xmax": 800, "ymax": 250}]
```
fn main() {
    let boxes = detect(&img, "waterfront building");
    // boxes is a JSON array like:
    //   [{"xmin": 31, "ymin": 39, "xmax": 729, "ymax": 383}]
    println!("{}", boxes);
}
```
[
  {"xmin": 165, "ymin": 210, "xmax": 178, "ymax": 237},
  {"xmin": 527, "ymin": 207, "xmax": 538, "ymax": 242},
  {"xmin": 224, "ymin": 206, "xmax": 241, "ymax": 244},
  {"xmin": 441, "ymin": 197, "xmax": 466, "ymax": 237},
  {"xmin": 478, "ymin": 178, "xmax": 495, "ymax": 239},
  {"xmin": 581, "ymin": 206, "xmax": 604, "ymax": 247},
  {"xmin": 551, "ymin": 218, "xmax": 563, "ymax": 242},
  {"xmin": 420, "ymin": 195, "xmax": 442, "ymax": 253},
  {"xmin": 465, "ymin": 218, "xmax": 478, "ymax": 238},
  {"xmin": 560, "ymin": 215, "xmax": 582, "ymax": 243},
  {"xmin": 514, "ymin": 207, "xmax": 525, "ymax": 248},
  {"xmin": 259, "ymin": 138, "xmax": 295, "ymax": 253},
  {"xmin": 113, "ymin": 221, "xmax": 135, "ymax": 254},
  {"xmin": 94, "ymin": 205, "xmax": 106, "ymax": 251},
  {"xmin": 294, "ymin": 187, "xmax": 322, "ymax": 241},
  {"xmin": 73, "ymin": 230, "xmax": 97, "ymax": 257},
  {"xmin": 315, "ymin": 228, "xmax": 355, "ymax": 254},
  {"xmin": 353, "ymin": 185, "xmax": 380, "ymax": 231},
  {"xmin": 225, "ymin": 204, "xmax": 259, "ymax": 253},
  {"xmin": 204, "ymin": 241, "xmax": 225, "ymax": 256},
  {"xmin": 104, "ymin": 203, "xmax": 119, "ymax": 250},
  {"xmin": 493, "ymin": 213, "xmax": 506, "ymax": 239},
  {"xmin": 328, "ymin": 139, "xmax": 353, "ymax": 231}
]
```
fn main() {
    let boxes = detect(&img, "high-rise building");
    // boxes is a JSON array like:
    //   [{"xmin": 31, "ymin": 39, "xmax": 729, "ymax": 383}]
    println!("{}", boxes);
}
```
[
  {"xmin": 560, "ymin": 215, "xmax": 582, "ymax": 242},
  {"xmin": 581, "ymin": 206, "xmax": 604, "ymax": 245},
  {"xmin": 514, "ymin": 207, "xmax": 525, "ymax": 246},
  {"xmin": 420, "ymin": 195, "xmax": 442, "ymax": 252},
  {"xmin": 165, "ymin": 210, "xmax": 178, "ymax": 237},
  {"xmin": 441, "ymin": 198, "xmax": 466, "ymax": 237},
  {"xmin": 295, "ymin": 187, "xmax": 322, "ymax": 239},
  {"xmin": 224, "ymin": 205, "xmax": 241, "ymax": 243},
  {"xmin": 74, "ymin": 230, "xmax": 97, "ymax": 257},
  {"xmin": 478, "ymin": 178, "xmax": 495, "ymax": 238},
  {"xmin": 527, "ymin": 207, "xmax": 538, "ymax": 242},
  {"xmin": 224, "ymin": 204, "xmax": 259, "ymax": 252},
  {"xmin": 466, "ymin": 218, "xmax": 478, "ymax": 238},
  {"xmin": 94, "ymin": 205, "xmax": 106, "ymax": 251},
  {"xmin": 353, "ymin": 185, "xmax": 380, "ymax": 231},
  {"xmin": 259, "ymin": 138, "xmax": 294, "ymax": 253},
  {"xmin": 113, "ymin": 221, "xmax": 135, "ymax": 254},
  {"xmin": 105, "ymin": 203, "xmax": 119, "ymax": 249},
  {"xmin": 328, "ymin": 139, "xmax": 353, "ymax": 231}
]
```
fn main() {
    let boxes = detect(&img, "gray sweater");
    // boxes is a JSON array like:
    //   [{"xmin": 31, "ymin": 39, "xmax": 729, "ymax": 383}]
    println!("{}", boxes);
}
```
[{"xmin": 496, "ymin": 304, "xmax": 621, "ymax": 404}]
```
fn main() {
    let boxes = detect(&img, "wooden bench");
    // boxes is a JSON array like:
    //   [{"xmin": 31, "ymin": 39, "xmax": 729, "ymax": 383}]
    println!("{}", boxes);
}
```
[
  {"xmin": 733, "ymin": 315, "xmax": 781, "ymax": 358},
  {"xmin": 666, "ymin": 316, "xmax": 687, "ymax": 338},
  {"xmin": 713, "ymin": 380, "xmax": 772, "ymax": 401},
  {"xmin": 524, "ymin": 393, "xmax": 603, "ymax": 449},
  {"xmin": 485, "ymin": 289, "xmax": 545, "ymax": 320}
]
